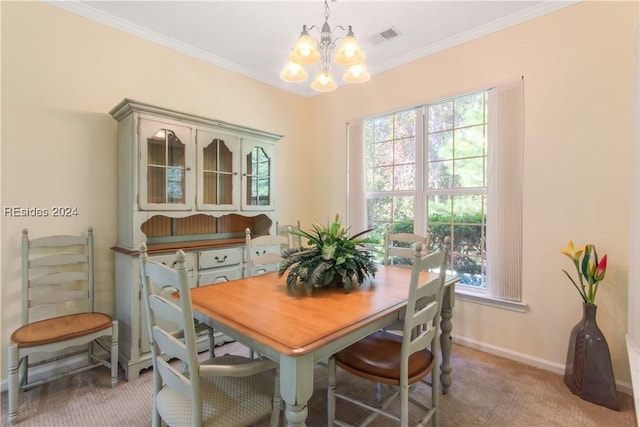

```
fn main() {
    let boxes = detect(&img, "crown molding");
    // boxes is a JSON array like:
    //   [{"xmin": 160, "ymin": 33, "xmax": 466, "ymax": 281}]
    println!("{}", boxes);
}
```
[
  {"xmin": 370, "ymin": 1, "xmax": 580, "ymax": 75},
  {"xmin": 48, "ymin": 1, "xmax": 581, "ymax": 99}
]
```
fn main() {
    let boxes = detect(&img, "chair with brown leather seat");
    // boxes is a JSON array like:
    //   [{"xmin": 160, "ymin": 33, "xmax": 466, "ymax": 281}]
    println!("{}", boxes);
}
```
[
  {"xmin": 383, "ymin": 225, "xmax": 430, "ymax": 266},
  {"xmin": 327, "ymin": 238, "xmax": 450, "ymax": 427},
  {"xmin": 7, "ymin": 227, "xmax": 118, "ymax": 425}
]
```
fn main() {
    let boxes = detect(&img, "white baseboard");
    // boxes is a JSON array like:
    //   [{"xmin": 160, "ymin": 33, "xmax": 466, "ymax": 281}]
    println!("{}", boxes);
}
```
[
  {"xmin": 626, "ymin": 335, "xmax": 640, "ymax": 425},
  {"xmin": 453, "ymin": 335, "xmax": 633, "ymax": 396}
]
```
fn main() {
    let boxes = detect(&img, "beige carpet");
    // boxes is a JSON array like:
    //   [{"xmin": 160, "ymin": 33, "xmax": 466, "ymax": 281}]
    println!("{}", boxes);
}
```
[{"xmin": 1, "ymin": 342, "xmax": 636, "ymax": 427}]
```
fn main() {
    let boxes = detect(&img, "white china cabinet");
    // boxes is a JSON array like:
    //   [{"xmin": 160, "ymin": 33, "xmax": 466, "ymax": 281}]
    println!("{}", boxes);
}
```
[{"xmin": 110, "ymin": 99, "xmax": 281, "ymax": 380}]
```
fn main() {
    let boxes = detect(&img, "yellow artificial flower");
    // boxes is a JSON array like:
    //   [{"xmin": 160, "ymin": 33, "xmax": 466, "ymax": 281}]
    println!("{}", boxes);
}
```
[{"xmin": 560, "ymin": 240, "xmax": 585, "ymax": 261}]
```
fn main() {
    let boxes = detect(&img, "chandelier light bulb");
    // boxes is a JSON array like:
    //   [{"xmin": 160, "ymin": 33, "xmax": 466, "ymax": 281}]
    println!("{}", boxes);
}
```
[
  {"xmin": 311, "ymin": 71, "xmax": 337, "ymax": 92},
  {"xmin": 280, "ymin": 60, "xmax": 309, "ymax": 83},
  {"xmin": 290, "ymin": 27, "xmax": 321, "ymax": 65},
  {"xmin": 334, "ymin": 27, "xmax": 365, "ymax": 67},
  {"xmin": 343, "ymin": 63, "xmax": 371, "ymax": 84}
]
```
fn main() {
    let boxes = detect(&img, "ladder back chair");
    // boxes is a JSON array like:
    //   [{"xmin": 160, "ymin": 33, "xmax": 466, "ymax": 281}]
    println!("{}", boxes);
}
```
[
  {"xmin": 277, "ymin": 220, "xmax": 302, "ymax": 248},
  {"xmin": 8, "ymin": 227, "xmax": 118, "ymax": 425},
  {"xmin": 379, "ymin": 226, "xmax": 432, "ymax": 352},
  {"xmin": 139, "ymin": 245, "xmax": 281, "ymax": 427},
  {"xmin": 328, "ymin": 238, "xmax": 450, "ymax": 427},
  {"xmin": 245, "ymin": 227, "xmax": 292, "ymax": 277},
  {"xmin": 383, "ymin": 226, "xmax": 430, "ymax": 266}
]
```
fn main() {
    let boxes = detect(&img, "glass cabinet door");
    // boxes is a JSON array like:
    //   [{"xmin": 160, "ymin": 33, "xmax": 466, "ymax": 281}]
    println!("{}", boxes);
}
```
[
  {"xmin": 196, "ymin": 129, "xmax": 240, "ymax": 210},
  {"xmin": 241, "ymin": 139, "xmax": 275, "ymax": 211},
  {"xmin": 139, "ymin": 119, "xmax": 194, "ymax": 210}
]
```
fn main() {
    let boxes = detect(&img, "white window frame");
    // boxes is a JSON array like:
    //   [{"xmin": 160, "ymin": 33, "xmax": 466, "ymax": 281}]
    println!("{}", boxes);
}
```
[{"xmin": 349, "ymin": 79, "xmax": 526, "ymax": 311}]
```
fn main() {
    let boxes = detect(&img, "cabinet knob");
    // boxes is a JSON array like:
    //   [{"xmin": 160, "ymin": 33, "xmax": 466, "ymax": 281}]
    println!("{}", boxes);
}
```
[
  {"xmin": 186, "ymin": 167, "xmax": 192, "ymax": 171},
  {"xmin": 214, "ymin": 255, "xmax": 228, "ymax": 263}
]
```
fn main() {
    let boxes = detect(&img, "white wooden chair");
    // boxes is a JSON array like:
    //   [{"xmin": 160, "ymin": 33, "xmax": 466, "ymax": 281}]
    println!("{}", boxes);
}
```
[
  {"xmin": 277, "ymin": 220, "xmax": 302, "ymax": 247},
  {"xmin": 380, "ymin": 226, "xmax": 432, "ymax": 338},
  {"xmin": 245, "ymin": 227, "xmax": 293, "ymax": 277},
  {"xmin": 8, "ymin": 227, "xmax": 118, "ymax": 425},
  {"xmin": 383, "ymin": 226, "xmax": 430, "ymax": 266},
  {"xmin": 328, "ymin": 238, "xmax": 450, "ymax": 427},
  {"xmin": 139, "ymin": 244, "xmax": 281, "ymax": 427}
]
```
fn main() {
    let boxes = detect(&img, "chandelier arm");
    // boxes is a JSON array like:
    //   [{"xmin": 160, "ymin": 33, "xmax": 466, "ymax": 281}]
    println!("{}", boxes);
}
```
[{"xmin": 305, "ymin": 26, "xmax": 350, "ymax": 45}]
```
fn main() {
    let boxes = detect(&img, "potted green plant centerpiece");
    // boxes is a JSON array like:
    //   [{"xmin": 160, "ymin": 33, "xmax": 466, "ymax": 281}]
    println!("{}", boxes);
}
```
[
  {"xmin": 560, "ymin": 241, "xmax": 619, "ymax": 410},
  {"xmin": 278, "ymin": 213, "xmax": 377, "ymax": 292}
]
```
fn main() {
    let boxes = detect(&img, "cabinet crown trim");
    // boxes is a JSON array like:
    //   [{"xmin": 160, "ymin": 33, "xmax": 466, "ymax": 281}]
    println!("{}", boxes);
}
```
[{"xmin": 109, "ymin": 98, "xmax": 284, "ymax": 141}]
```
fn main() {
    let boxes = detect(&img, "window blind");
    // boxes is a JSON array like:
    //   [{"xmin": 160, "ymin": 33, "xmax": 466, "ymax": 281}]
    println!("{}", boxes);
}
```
[
  {"xmin": 486, "ymin": 77, "xmax": 524, "ymax": 301},
  {"xmin": 347, "ymin": 120, "xmax": 367, "ymax": 233}
]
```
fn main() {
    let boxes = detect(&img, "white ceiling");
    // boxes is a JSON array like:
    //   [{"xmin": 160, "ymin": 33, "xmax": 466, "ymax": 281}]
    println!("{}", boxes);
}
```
[{"xmin": 51, "ymin": 1, "xmax": 577, "ymax": 98}]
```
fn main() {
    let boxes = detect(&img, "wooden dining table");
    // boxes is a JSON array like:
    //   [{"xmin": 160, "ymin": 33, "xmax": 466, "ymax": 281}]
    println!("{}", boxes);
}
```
[{"xmin": 188, "ymin": 264, "xmax": 458, "ymax": 427}]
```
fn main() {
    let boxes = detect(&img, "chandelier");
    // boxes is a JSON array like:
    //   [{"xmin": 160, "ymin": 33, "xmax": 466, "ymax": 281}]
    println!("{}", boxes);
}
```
[{"xmin": 280, "ymin": 0, "xmax": 370, "ymax": 93}]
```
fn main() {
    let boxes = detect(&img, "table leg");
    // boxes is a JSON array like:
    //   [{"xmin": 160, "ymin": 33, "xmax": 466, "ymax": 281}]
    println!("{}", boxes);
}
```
[
  {"xmin": 280, "ymin": 354, "xmax": 314, "ymax": 427},
  {"xmin": 440, "ymin": 282, "xmax": 455, "ymax": 394}
]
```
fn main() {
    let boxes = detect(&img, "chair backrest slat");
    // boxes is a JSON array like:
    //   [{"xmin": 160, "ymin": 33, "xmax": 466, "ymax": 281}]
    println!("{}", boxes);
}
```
[
  {"xmin": 22, "ymin": 228, "xmax": 94, "ymax": 325},
  {"xmin": 148, "ymin": 295, "xmax": 186, "ymax": 334},
  {"xmin": 30, "ymin": 271, "xmax": 88, "ymax": 287},
  {"xmin": 152, "ymin": 323, "xmax": 189, "ymax": 362},
  {"xmin": 252, "ymin": 252, "xmax": 284, "ymax": 266},
  {"xmin": 29, "ymin": 290, "xmax": 89, "ymax": 307},
  {"xmin": 29, "ymin": 254, "xmax": 88, "ymax": 268},
  {"xmin": 406, "ymin": 299, "xmax": 439, "ymax": 355},
  {"xmin": 156, "ymin": 358, "xmax": 192, "ymax": 396},
  {"xmin": 28, "ymin": 234, "xmax": 87, "ymax": 248},
  {"xmin": 383, "ymin": 227, "xmax": 431, "ymax": 266}
]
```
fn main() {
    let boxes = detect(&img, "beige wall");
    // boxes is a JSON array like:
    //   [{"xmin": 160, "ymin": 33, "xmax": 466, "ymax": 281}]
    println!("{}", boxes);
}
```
[
  {"xmin": 1, "ymin": 0, "xmax": 637, "ymax": 391},
  {"xmin": 0, "ymin": 1, "xmax": 312, "ymax": 381},
  {"xmin": 304, "ymin": 1, "xmax": 638, "ymax": 388}
]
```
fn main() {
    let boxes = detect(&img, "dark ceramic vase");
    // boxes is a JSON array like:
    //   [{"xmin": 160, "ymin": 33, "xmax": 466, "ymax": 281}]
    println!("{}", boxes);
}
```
[{"xmin": 563, "ymin": 303, "xmax": 619, "ymax": 410}]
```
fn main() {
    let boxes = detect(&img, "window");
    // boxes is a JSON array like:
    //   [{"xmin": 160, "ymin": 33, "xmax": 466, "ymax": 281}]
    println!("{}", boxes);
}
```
[
  {"xmin": 355, "ymin": 79, "xmax": 523, "ymax": 302},
  {"xmin": 365, "ymin": 109, "xmax": 417, "ymax": 251},
  {"xmin": 365, "ymin": 92, "xmax": 487, "ymax": 289}
]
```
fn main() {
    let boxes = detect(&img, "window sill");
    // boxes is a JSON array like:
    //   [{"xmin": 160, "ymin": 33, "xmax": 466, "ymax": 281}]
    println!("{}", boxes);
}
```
[{"xmin": 455, "ymin": 288, "xmax": 528, "ymax": 313}]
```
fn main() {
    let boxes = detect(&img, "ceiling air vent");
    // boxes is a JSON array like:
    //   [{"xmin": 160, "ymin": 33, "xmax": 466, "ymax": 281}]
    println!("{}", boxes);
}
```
[
  {"xmin": 380, "ymin": 28, "xmax": 399, "ymax": 40},
  {"xmin": 369, "ymin": 27, "xmax": 400, "ymax": 45}
]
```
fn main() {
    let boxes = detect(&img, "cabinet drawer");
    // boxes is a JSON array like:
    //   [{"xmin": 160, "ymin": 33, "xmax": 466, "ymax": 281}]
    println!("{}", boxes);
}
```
[
  {"xmin": 199, "ymin": 266, "xmax": 242, "ymax": 285},
  {"xmin": 199, "ymin": 247, "xmax": 242, "ymax": 269},
  {"xmin": 148, "ymin": 251, "xmax": 197, "ymax": 288}
]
